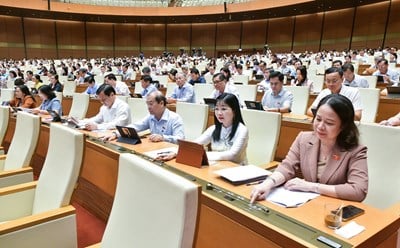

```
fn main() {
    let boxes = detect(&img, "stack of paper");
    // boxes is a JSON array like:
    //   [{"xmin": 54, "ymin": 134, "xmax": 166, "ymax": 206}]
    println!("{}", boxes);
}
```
[
  {"xmin": 266, "ymin": 187, "xmax": 320, "ymax": 208},
  {"xmin": 214, "ymin": 165, "xmax": 272, "ymax": 186}
]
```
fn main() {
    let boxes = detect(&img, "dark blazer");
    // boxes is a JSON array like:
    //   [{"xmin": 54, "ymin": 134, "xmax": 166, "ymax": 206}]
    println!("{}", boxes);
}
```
[{"xmin": 275, "ymin": 131, "xmax": 368, "ymax": 202}]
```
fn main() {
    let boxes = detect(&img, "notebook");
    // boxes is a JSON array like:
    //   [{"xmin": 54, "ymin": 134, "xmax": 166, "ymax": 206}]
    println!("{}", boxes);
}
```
[
  {"xmin": 214, "ymin": 165, "xmax": 272, "ymax": 186},
  {"xmin": 116, "ymin": 126, "xmax": 142, "ymax": 145},
  {"xmin": 176, "ymin": 139, "xmax": 208, "ymax": 168},
  {"xmin": 203, "ymin": 98, "xmax": 217, "ymax": 110},
  {"xmin": 244, "ymin": 100, "xmax": 264, "ymax": 111}
]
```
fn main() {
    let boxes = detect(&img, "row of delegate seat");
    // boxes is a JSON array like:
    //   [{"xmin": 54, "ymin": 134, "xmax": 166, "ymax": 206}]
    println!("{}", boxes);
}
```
[{"xmin": 0, "ymin": 110, "xmax": 200, "ymax": 247}]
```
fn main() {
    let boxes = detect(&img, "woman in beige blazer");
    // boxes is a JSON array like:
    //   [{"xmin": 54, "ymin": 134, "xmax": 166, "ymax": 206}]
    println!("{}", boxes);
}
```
[{"xmin": 251, "ymin": 94, "xmax": 368, "ymax": 202}]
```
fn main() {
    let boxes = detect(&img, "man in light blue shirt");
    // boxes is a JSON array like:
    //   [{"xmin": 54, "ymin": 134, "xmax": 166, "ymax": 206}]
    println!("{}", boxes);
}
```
[
  {"xmin": 167, "ymin": 72, "xmax": 195, "ymax": 103},
  {"xmin": 141, "ymin": 75, "xmax": 158, "ymax": 97},
  {"xmin": 108, "ymin": 91, "xmax": 184, "ymax": 144},
  {"xmin": 261, "ymin": 71, "xmax": 293, "ymax": 113},
  {"xmin": 84, "ymin": 76, "xmax": 99, "ymax": 96}
]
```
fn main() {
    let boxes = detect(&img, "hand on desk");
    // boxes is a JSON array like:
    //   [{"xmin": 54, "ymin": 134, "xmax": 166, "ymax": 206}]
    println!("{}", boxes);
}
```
[
  {"xmin": 155, "ymin": 152, "xmax": 177, "ymax": 161},
  {"xmin": 148, "ymin": 134, "xmax": 163, "ymax": 142},
  {"xmin": 85, "ymin": 123, "xmax": 98, "ymax": 131},
  {"xmin": 284, "ymin": 178, "xmax": 315, "ymax": 192}
]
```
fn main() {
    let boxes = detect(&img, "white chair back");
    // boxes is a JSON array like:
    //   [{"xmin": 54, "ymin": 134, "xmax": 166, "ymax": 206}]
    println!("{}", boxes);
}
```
[
  {"xmin": 94, "ymin": 75, "xmax": 105, "ymax": 85},
  {"xmin": 232, "ymin": 74, "xmax": 249, "ymax": 85},
  {"xmin": 358, "ymin": 123, "xmax": 400, "ymax": 209},
  {"xmin": 58, "ymin": 75, "xmax": 68, "ymax": 84},
  {"xmin": 32, "ymin": 124, "xmax": 84, "ymax": 214},
  {"xmin": 308, "ymin": 74, "xmax": 324, "ymax": 93},
  {"xmin": 0, "ymin": 106, "xmax": 9, "ymax": 149},
  {"xmin": 235, "ymin": 85, "xmax": 257, "ymax": 102},
  {"xmin": 283, "ymin": 86, "xmax": 310, "ymax": 115},
  {"xmin": 194, "ymin": 84, "xmax": 214, "ymax": 103},
  {"xmin": 358, "ymin": 88, "xmax": 380, "ymax": 123},
  {"xmin": 241, "ymin": 109, "xmax": 281, "ymax": 166},
  {"xmin": 4, "ymin": 112, "xmax": 40, "ymax": 171},
  {"xmin": 127, "ymin": 98, "xmax": 148, "ymax": 123},
  {"xmin": 204, "ymin": 74, "xmax": 213, "ymax": 84},
  {"xmin": 165, "ymin": 83, "xmax": 176, "ymax": 97},
  {"xmin": 116, "ymin": 95, "xmax": 128, "ymax": 103},
  {"xmin": 63, "ymin": 81, "xmax": 76, "ymax": 97},
  {"xmin": 153, "ymin": 75, "xmax": 168, "ymax": 87},
  {"xmin": 102, "ymin": 153, "xmax": 199, "ymax": 248},
  {"xmin": 0, "ymin": 89, "xmax": 15, "ymax": 103},
  {"xmin": 68, "ymin": 93, "xmax": 89, "ymax": 119},
  {"xmin": 176, "ymin": 102, "xmax": 208, "ymax": 141},
  {"xmin": 363, "ymin": 75, "xmax": 378, "ymax": 88},
  {"xmin": 134, "ymin": 81, "xmax": 143, "ymax": 94}
]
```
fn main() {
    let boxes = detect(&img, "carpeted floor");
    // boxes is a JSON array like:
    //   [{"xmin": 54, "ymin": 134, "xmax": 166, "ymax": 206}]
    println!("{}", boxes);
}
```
[{"xmin": 72, "ymin": 202, "xmax": 106, "ymax": 248}]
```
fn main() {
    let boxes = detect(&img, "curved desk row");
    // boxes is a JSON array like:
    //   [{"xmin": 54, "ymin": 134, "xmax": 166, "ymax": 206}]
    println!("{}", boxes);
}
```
[{"xmin": 2, "ymin": 117, "xmax": 399, "ymax": 247}]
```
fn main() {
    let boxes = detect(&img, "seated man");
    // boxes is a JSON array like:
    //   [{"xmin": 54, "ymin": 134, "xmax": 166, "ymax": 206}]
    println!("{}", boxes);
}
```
[
  {"xmin": 261, "ymin": 71, "xmax": 293, "ymax": 113},
  {"xmin": 342, "ymin": 63, "xmax": 369, "ymax": 88},
  {"xmin": 141, "ymin": 75, "xmax": 158, "ymax": 97},
  {"xmin": 188, "ymin": 68, "xmax": 206, "ymax": 85},
  {"xmin": 372, "ymin": 58, "xmax": 399, "ymax": 86},
  {"xmin": 167, "ymin": 72, "xmax": 195, "ymax": 103},
  {"xmin": 307, "ymin": 67, "xmax": 362, "ymax": 121},
  {"xmin": 85, "ymin": 84, "xmax": 131, "ymax": 130},
  {"xmin": 209, "ymin": 73, "xmax": 240, "ymax": 102},
  {"xmin": 84, "ymin": 76, "xmax": 99, "ymax": 96},
  {"xmin": 107, "ymin": 91, "xmax": 184, "ymax": 144},
  {"xmin": 105, "ymin": 73, "xmax": 130, "ymax": 96}
]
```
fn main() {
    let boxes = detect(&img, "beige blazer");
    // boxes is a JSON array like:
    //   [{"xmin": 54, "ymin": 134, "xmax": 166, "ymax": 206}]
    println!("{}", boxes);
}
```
[{"xmin": 275, "ymin": 131, "xmax": 368, "ymax": 202}]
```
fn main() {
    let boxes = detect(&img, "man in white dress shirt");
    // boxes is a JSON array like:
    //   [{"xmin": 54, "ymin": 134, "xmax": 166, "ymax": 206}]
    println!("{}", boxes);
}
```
[
  {"xmin": 209, "ymin": 73, "xmax": 240, "ymax": 103},
  {"xmin": 105, "ymin": 73, "xmax": 130, "ymax": 96}
]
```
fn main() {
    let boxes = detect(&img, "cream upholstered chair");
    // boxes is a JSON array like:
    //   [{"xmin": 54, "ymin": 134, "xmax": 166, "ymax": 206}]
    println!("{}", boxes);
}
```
[
  {"xmin": 358, "ymin": 123, "xmax": 400, "ymax": 209},
  {"xmin": 358, "ymin": 88, "xmax": 380, "ymax": 123},
  {"xmin": 0, "ymin": 89, "xmax": 15, "ymax": 103},
  {"xmin": 0, "ymin": 112, "xmax": 40, "ymax": 188},
  {"xmin": 0, "ymin": 106, "xmax": 9, "ymax": 154},
  {"xmin": 176, "ymin": 102, "xmax": 208, "ymax": 141},
  {"xmin": 91, "ymin": 153, "xmax": 200, "ymax": 248},
  {"xmin": 55, "ymin": 91, "xmax": 63, "ymax": 104},
  {"xmin": 63, "ymin": 80, "xmax": 77, "ymax": 97},
  {"xmin": 194, "ymin": 83, "xmax": 214, "ymax": 103},
  {"xmin": 308, "ymin": 74, "xmax": 324, "ymax": 93},
  {"xmin": 204, "ymin": 73, "xmax": 213, "ymax": 84},
  {"xmin": 153, "ymin": 75, "xmax": 168, "ymax": 87},
  {"xmin": 0, "ymin": 123, "xmax": 84, "ymax": 247},
  {"xmin": 364, "ymin": 75, "xmax": 377, "ymax": 89},
  {"xmin": 116, "ymin": 95, "xmax": 128, "ymax": 103},
  {"xmin": 232, "ymin": 74, "xmax": 249, "ymax": 85},
  {"xmin": 241, "ymin": 109, "xmax": 281, "ymax": 166},
  {"xmin": 236, "ymin": 84, "xmax": 257, "ymax": 102},
  {"xmin": 68, "ymin": 93, "xmax": 89, "ymax": 119},
  {"xmin": 127, "ymin": 97, "xmax": 148, "ymax": 123},
  {"xmin": 134, "ymin": 81, "xmax": 144, "ymax": 94},
  {"xmin": 165, "ymin": 82, "xmax": 176, "ymax": 97},
  {"xmin": 283, "ymin": 86, "xmax": 310, "ymax": 115}
]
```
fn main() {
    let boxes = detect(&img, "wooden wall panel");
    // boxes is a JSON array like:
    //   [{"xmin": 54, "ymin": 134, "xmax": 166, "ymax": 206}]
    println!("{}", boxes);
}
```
[
  {"xmin": 293, "ymin": 13, "xmax": 323, "ymax": 53},
  {"xmin": 166, "ymin": 24, "xmax": 191, "ymax": 56},
  {"xmin": 267, "ymin": 17, "xmax": 294, "ymax": 53},
  {"xmin": 384, "ymin": 0, "xmax": 400, "ymax": 48},
  {"xmin": 86, "ymin": 22, "xmax": 113, "ymax": 58},
  {"xmin": 24, "ymin": 18, "xmax": 57, "ymax": 59},
  {"xmin": 352, "ymin": 1, "xmax": 389, "ymax": 49},
  {"xmin": 56, "ymin": 20, "xmax": 86, "ymax": 58},
  {"xmin": 114, "ymin": 24, "xmax": 140, "ymax": 57},
  {"xmin": 191, "ymin": 23, "xmax": 216, "ymax": 57},
  {"xmin": 241, "ymin": 20, "xmax": 267, "ymax": 52},
  {"xmin": 0, "ymin": 15, "xmax": 24, "ymax": 59},
  {"xmin": 321, "ymin": 8, "xmax": 353, "ymax": 51},
  {"xmin": 140, "ymin": 24, "xmax": 165, "ymax": 57},
  {"xmin": 215, "ymin": 22, "xmax": 241, "ymax": 54}
]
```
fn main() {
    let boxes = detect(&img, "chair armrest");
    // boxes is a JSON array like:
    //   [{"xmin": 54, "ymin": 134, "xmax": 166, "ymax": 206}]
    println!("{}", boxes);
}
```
[
  {"xmin": 0, "ymin": 181, "xmax": 37, "ymax": 222},
  {"xmin": 0, "ymin": 167, "xmax": 33, "ymax": 188},
  {"xmin": 0, "ymin": 206, "xmax": 77, "ymax": 248},
  {"xmin": 0, "ymin": 205, "xmax": 75, "ymax": 234},
  {"xmin": 86, "ymin": 243, "xmax": 101, "ymax": 248}
]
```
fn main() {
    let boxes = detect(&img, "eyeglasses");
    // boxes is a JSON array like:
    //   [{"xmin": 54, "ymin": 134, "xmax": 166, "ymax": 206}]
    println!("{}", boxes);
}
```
[{"xmin": 213, "ymin": 80, "xmax": 223, "ymax": 85}]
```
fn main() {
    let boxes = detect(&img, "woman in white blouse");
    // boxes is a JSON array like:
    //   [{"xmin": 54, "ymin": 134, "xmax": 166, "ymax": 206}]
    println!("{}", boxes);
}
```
[
  {"xmin": 157, "ymin": 93, "xmax": 249, "ymax": 164},
  {"xmin": 194, "ymin": 93, "xmax": 249, "ymax": 164}
]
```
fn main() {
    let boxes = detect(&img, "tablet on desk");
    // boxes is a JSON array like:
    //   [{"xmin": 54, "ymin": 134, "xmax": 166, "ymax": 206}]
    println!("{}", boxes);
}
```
[
  {"xmin": 176, "ymin": 139, "xmax": 208, "ymax": 168},
  {"xmin": 48, "ymin": 110, "xmax": 62, "ymax": 122},
  {"xmin": 244, "ymin": 100, "xmax": 264, "ymax": 111},
  {"xmin": 116, "ymin": 125, "xmax": 142, "ymax": 145}
]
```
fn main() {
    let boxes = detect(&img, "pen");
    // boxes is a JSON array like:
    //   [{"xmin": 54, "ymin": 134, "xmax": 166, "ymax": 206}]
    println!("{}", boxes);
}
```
[
  {"xmin": 246, "ymin": 180, "xmax": 264, "ymax": 186},
  {"xmin": 157, "ymin": 151, "xmax": 173, "ymax": 155}
]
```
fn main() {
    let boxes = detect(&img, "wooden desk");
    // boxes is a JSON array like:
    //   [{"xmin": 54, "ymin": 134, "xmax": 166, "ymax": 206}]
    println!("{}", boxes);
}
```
[{"xmin": 3, "ymin": 120, "xmax": 398, "ymax": 247}]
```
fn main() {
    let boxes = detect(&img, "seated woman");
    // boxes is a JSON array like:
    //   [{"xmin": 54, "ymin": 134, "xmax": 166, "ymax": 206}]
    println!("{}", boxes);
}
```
[
  {"xmin": 9, "ymin": 85, "xmax": 36, "ymax": 109},
  {"xmin": 32, "ymin": 85, "xmax": 62, "ymax": 115},
  {"xmin": 159, "ymin": 93, "xmax": 248, "ymax": 164},
  {"xmin": 251, "ymin": 94, "xmax": 368, "ymax": 203},
  {"xmin": 291, "ymin": 65, "xmax": 314, "ymax": 92}
]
